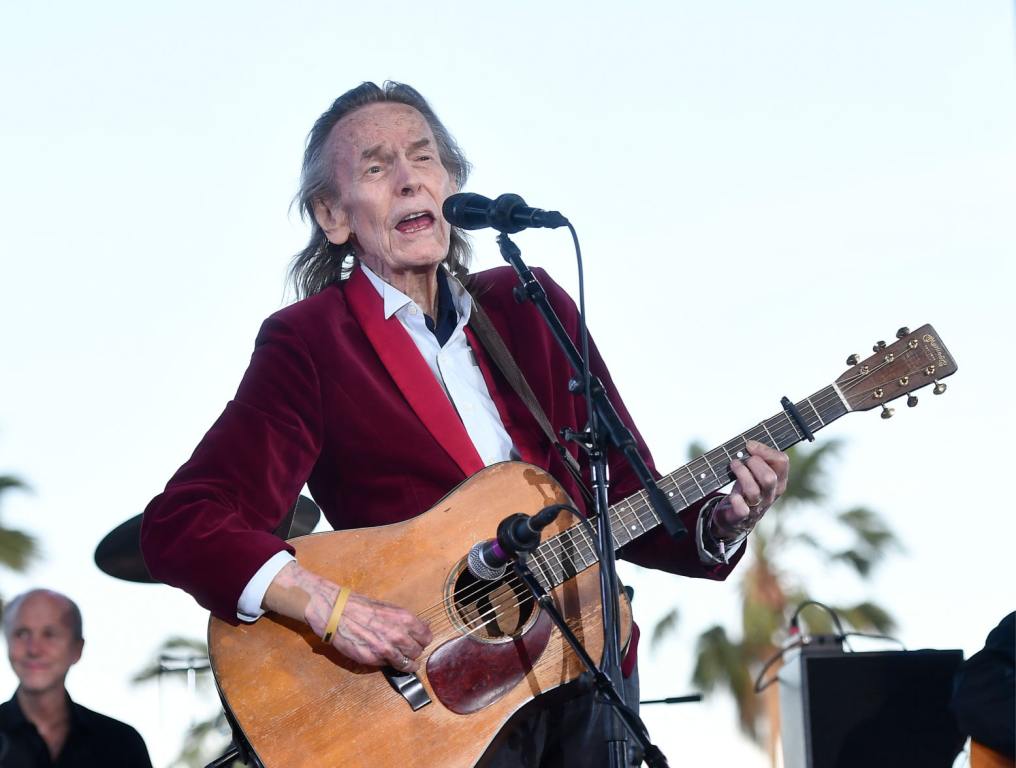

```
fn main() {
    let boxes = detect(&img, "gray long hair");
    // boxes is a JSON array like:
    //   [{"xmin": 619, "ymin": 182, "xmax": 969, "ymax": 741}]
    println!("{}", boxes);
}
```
[{"xmin": 289, "ymin": 81, "xmax": 473, "ymax": 299}]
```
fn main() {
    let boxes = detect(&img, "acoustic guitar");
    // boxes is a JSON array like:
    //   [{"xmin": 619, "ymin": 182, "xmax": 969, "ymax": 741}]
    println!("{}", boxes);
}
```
[{"xmin": 208, "ymin": 324, "xmax": 957, "ymax": 767}]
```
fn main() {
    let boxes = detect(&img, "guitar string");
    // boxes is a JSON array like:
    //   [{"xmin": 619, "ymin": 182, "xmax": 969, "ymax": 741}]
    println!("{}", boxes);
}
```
[
  {"xmin": 405, "ymin": 351, "xmax": 934, "ymax": 639},
  {"xmin": 427, "ymin": 353, "xmax": 924, "ymax": 625},
  {"xmin": 410, "ymin": 383, "xmax": 853, "ymax": 634},
  {"xmin": 415, "ymin": 380, "xmax": 861, "ymax": 635},
  {"xmin": 412, "ymin": 388, "xmax": 834, "ymax": 627}
]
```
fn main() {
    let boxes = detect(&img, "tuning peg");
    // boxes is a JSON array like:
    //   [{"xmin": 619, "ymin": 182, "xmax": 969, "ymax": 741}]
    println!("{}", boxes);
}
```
[
  {"xmin": 933, "ymin": 380, "xmax": 947, "ymax": 395},
  {"xmin": 846, "ymin": 353, "xmax": 861, "ymax": 366},
  {"xmin": 896, "ymin": 327, "xmax": 910, "ymax": 339},
  {"xmin": 880, "ymin": 405, "xmax": 895, "ymax": 419},
  {"xmin": 873, "ymin": 340, "xmax": 887, "ymax": 353},
  {"xmin": 907, "ymin": 394, "xmax": 919, "ymax": 407}
]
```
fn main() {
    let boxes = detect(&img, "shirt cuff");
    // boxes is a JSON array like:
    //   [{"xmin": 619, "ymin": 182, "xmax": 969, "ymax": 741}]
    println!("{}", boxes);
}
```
[
  {"xmin": 237, "ymin": 551, "xmax": 297, "ymax": 622},
  {"xmin": 695, "ymin": 496, "xmax": 748, "ymax": 565}
]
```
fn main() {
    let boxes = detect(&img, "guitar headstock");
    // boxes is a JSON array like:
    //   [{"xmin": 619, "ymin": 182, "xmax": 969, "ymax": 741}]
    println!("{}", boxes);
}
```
[{"xmin": 836, "ymin": 325, "xmax": 957, "ymax": 415}]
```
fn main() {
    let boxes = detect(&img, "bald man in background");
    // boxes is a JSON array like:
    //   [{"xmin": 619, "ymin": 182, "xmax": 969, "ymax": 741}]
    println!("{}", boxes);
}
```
[{"xmin": 0, "ymin": 589, "xmax": 152, "ymax": 768}]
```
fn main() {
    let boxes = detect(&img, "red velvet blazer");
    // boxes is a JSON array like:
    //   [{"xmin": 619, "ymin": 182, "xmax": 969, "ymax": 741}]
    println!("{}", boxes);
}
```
[{"xmin": 141, "ymin": 265, "xmax": 735, "ymax": 622}]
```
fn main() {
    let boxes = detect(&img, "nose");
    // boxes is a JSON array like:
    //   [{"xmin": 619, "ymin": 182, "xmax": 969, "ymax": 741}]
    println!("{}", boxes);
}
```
[{"xmin": 395, "ymin": 157, "xmax": 422, "ymax": 197}]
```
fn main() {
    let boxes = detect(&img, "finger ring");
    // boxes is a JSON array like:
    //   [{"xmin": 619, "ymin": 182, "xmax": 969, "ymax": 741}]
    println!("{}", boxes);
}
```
[
  {"xmin": 399, "ymin": 654, "xmax": 410, "ymax": 669},
  {"xmin": 746, "ymin": 497, "xmax": 761, "ymax": 510}
]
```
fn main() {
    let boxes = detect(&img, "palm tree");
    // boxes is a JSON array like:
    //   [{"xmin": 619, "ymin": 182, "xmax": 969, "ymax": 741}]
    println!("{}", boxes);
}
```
[
  {"xmin": 0, "ymin": 473, "xmax": 39, "ymax": 610},
  {"xmin": 652, "ymin": 439, "xmax": 899, "ymax": 761},
  {"xmin": 132, "ymin": 636, "xmax": 242, "ymax": 768}
]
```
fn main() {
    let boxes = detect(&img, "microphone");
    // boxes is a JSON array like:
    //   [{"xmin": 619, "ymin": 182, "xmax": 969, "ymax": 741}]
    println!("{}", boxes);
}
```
[
  {"xmin": 442, "ymin": 193, "xmax": 569, "ymax": 234},
  {"xmin": 466, "ymin": 505, "xmax": 565, "ymax": 581}
]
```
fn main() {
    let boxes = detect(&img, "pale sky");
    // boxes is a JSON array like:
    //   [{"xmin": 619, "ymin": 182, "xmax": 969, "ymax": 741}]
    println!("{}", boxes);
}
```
[{"xmin": 1, "ymin": 1, "xmax": 1014, "ymax": 766}]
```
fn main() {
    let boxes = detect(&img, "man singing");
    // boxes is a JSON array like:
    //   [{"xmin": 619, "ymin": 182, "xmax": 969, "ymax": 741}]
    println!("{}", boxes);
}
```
[{"xmin": 142, "ymin": 81, "xmax": 789, "ymax": 766}]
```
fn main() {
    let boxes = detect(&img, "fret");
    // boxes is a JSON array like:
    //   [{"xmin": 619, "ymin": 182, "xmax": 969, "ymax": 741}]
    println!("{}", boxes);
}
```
[
  {"xmin": 685, "ymin": 465, "xmax": 707, "ymax": 497},
  {"xmin": 632, "ymin": 501, "xmax": 650, "ymax": 534},
  {"xmin": 530, "ymin": 548, "xmax": 552, "ymax": 587},
  {"xmin": 703, "ymin": 453, "xmax": 725, "ymax": 485},
  {"xmin": 610, "ymin": 501, "xmax": 636, "ymax": 548},
  {"xmin": 690, "ymin": 456, "xmax": 722, "ymax": 496},
  {"xmin": 706, "ymin": 449, "xmax": 733, "ymax": 485},
  {"xmin": 760, "ymin": 420, "xmax": 777, "ymax": 447},
  {"xmin": 780, "ymin": 411, "xmax": 803, "ymax": 443},
  {"xmin": 667, "ymin": 477, "xmax": 692, "ymax": 508},
  {"xmin": 804, "ymin": 397, "xmax": 825, "ymax": 427}
]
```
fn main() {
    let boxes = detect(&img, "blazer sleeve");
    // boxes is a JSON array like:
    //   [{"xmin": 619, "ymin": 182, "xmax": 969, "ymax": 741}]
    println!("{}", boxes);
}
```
[{"xmin": 140, "ymin": 313, "xmax": 325, "ymax": 620}]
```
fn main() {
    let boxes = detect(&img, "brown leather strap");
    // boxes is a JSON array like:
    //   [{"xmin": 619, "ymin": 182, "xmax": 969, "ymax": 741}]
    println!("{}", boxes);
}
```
[{"xmin": 466, "ymin": 296, "xmax": 594, "ymax": 506}]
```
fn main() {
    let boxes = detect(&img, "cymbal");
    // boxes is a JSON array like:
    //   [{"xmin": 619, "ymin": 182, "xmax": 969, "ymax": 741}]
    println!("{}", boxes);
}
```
[
  {"xmin": 94, "ymin": 495, "xmax": 323, "ymax": 584},
  {"xmin": 94, "ymin": 513, "xmax": 154, "ymax": 583}
]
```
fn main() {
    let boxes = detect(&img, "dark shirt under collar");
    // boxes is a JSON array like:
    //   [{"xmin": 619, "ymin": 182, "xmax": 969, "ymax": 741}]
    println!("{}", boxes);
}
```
[{"xmin": 423, "ymin": 267, "xmax": 459, "ymax": 347}]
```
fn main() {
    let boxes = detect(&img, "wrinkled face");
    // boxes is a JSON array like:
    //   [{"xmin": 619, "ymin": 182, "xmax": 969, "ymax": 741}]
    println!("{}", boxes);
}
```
[
  {"xmin": 314, "ymin": 102, "xmax": 457, "ymax": 281},
  {"xmin": 6, "ymin": 593, "xmax": 82, "ymax": 695}
]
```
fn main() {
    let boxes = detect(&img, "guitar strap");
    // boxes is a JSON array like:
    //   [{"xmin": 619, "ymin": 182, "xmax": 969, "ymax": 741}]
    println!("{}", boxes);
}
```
[{"xmin": 465, "ymin": 292, "xmax": 595, "ymax": 508}]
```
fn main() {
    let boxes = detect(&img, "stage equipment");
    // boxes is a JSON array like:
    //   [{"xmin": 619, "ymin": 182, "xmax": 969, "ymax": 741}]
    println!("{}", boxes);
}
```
[{"xmin": 778, "ymin": 637, "xmax": 965, "ymax": 767}]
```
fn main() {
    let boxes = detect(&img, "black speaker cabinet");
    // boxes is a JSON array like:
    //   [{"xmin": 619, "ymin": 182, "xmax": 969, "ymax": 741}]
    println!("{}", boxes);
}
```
[{"xmin": 778, "ymin": 640, "xmax": 965, "ymax": 768}]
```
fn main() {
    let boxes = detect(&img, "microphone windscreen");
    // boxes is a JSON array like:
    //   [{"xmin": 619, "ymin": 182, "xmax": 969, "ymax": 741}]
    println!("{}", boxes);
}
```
[{"xmin": 443, "ymin": 193, "xmax": 494, "ymax": 230}]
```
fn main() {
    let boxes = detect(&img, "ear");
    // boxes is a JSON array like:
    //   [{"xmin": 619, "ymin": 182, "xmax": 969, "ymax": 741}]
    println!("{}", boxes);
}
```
[
  {"xmin": 70, "ymin": 638, "xmax": 84, "ymax": 666},
  {"xmin": 312, "ymin": 197, "xmax": 352, "ymax": 246}
]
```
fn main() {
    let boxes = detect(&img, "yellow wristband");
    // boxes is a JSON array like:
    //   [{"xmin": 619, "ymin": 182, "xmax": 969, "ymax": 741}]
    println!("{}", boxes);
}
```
[{"xmin": 321, "ymin": 586, "xmax": 352, "ymax": 645}]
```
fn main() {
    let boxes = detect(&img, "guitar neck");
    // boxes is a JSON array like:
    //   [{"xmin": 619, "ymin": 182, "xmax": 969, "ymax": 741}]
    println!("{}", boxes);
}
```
[{"xmin": 527, "ymin": 385, "xmax": 849, "ymax": 590}]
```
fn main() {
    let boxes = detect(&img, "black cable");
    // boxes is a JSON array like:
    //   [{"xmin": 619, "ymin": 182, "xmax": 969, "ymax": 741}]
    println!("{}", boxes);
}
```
[
  {"xmin": 789, "ymin": 599, "xmax": 847, "ymax": 638},
  {"xmin": 754, "ymin": 636, "xmax": 805, "ymax": 693},
  {"xmin": 754, "ymin": 602, "xmax": 906, "ymax": 695}
]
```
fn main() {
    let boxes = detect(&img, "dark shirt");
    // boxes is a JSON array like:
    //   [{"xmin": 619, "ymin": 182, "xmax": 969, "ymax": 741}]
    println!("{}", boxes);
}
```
[
  {"xmin": 0, "ymin": 692, "xmax": 152, "ymax": 768},
  {"xmin": 951, "ymin": 611, "xmax": 1016, "ymax": 758},
  {"xmin": 423, "ymin": 266, "xmax": 458, "ymax": 346}
]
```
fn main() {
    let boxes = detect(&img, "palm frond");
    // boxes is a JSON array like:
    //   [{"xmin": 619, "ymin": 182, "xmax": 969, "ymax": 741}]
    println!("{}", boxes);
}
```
[
  {"xmin": 779, "ymin": 441, "xmax": 843, "ymax": 508},
  {"xmin": 0, "ymin": 475, "xmax": 30, "ymax": 496},
  {"xmin": 0, "ymin": 528, "xmax": 39, "ymax": 571},
  {"xmin": 685, "ymin": 440, "xmax": 708, "ymax": 461},
  {"xmin": 838, "ymin": 506, "xmax": 901, "ymax": 555},
  {"xmin": 650, "ymin": 608, "xmax": 680, "ymax": 650},
  {"xmin": 691, "ymin": 625, "xmax": 741, "ymax": 694},
  {"xmin": 831, "ymin": 548, "xmax": 874, "ymax": 577},
  {"xmin": 836, "ymin": 601, "xmax": 897, "ymax": 635}
]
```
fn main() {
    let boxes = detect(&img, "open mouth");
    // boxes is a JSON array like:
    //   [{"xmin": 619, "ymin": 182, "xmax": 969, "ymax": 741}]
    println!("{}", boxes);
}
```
[{"xmin": 395, "ymin": 211, "xmax": 435, "ymax": 234}]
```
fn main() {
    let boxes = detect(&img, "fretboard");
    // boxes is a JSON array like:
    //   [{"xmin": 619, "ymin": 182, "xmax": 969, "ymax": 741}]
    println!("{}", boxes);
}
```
[{"xmin": 523, "ymin": 385, "xmax": 849, "ymax": 591}]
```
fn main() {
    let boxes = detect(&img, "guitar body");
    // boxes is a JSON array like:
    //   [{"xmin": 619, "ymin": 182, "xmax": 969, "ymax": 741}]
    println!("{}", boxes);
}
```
[
  {"xmin": 972, "ymin": 741, "xmax": 1016, "ymax": 768},
  {"xmin": 208, "ymin": 462, "xmax": 631, "ymax": 768}
]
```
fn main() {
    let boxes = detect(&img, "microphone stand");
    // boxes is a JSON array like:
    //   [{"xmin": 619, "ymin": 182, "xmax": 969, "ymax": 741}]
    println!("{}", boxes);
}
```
[
  {"xmin": 496, "ymin": 232, "xmax": 686, "ymax": 768},
  {"xmin": 512, "ymin": 553, "xmax": 670, "ymax": 768}
]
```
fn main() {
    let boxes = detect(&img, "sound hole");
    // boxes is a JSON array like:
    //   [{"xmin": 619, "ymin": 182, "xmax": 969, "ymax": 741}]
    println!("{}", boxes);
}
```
[{"xmin": 448, "ymin": 563, "xmax": 536, "ymax": 643}]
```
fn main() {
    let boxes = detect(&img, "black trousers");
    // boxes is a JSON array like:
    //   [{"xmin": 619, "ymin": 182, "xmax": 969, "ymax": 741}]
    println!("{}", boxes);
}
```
[{"xmin": 481, "ymin": 669, "xmax": 641, "ymax": 768}]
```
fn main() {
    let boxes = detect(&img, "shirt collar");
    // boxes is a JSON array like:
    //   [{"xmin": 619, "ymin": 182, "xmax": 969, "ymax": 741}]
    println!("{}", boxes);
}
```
[
  {"xmin": 358, "ymin": 262, "xmax": 472, "ymax": 324},
  {"xmin": 1, "ymin": 689, "xmax": 86, "ymax": 731}
]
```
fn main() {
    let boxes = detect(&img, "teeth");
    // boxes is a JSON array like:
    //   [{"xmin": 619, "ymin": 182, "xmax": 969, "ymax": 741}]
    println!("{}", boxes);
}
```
[{"xmin": 401, "ymin": 212, "xmax": 428, "ymax": 222}]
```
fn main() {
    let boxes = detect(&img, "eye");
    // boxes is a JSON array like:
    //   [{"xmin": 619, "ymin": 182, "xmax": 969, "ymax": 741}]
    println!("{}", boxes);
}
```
[{"xmin": 366, "ymin": 165, "xmax": 383, "ymax": 175}]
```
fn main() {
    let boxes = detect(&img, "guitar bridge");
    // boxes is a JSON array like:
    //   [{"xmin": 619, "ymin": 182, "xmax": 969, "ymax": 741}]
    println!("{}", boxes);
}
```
[{"xmin": 382, "ymin": 667, "xmax": 432, "ymax": 711}]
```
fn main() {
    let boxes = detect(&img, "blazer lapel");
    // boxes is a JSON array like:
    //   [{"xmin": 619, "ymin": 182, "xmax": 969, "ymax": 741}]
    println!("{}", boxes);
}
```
[{"xmin": 344, "ymin": 265, "xmax": 485, "ymax": 478}]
